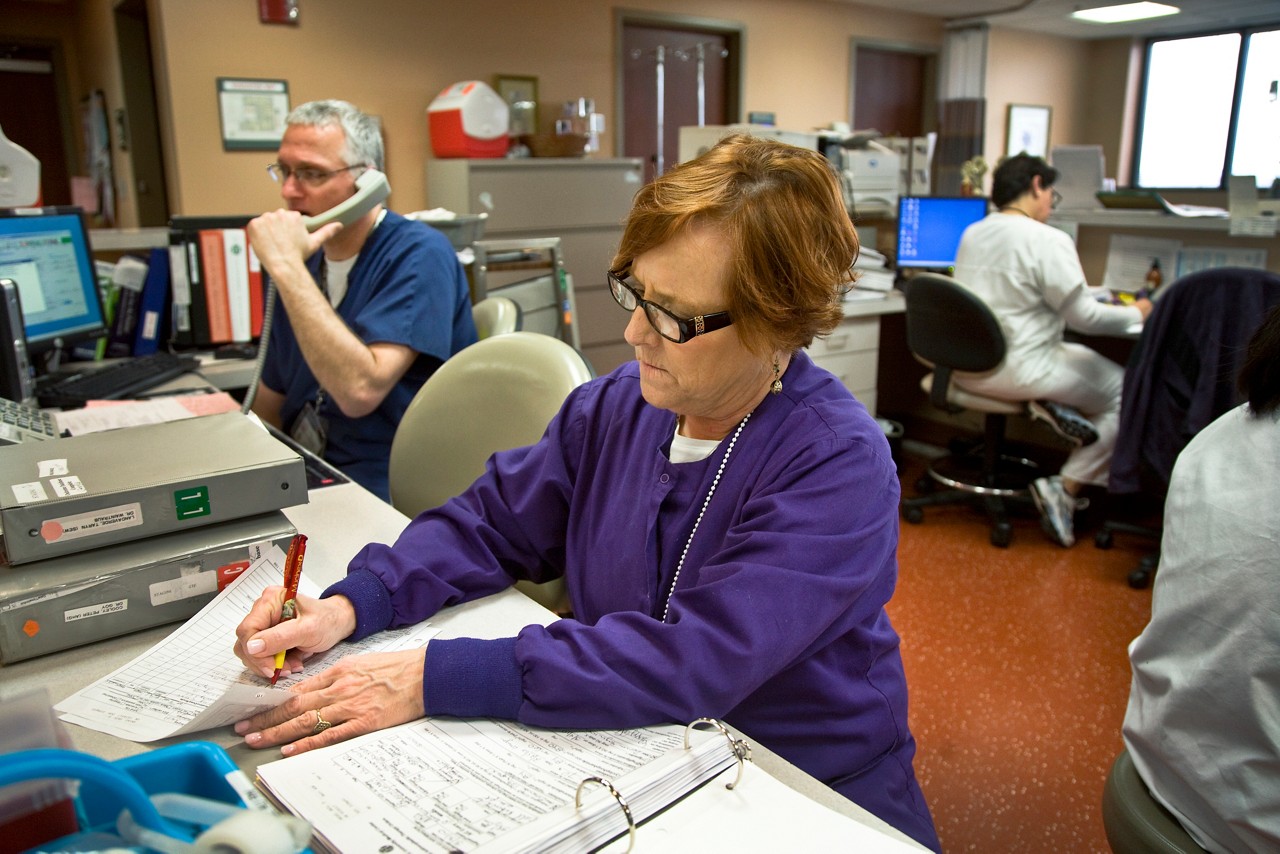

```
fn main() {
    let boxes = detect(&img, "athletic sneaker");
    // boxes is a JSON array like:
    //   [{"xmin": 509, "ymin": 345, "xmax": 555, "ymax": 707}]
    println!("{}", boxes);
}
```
[
  {"xmin": 1028, "ymin": 400, "xmax": 1099, "ymax": 447},
  {"xmin": 1030, "ymin": 475, "xmax": 1078, "ymax": 547}
]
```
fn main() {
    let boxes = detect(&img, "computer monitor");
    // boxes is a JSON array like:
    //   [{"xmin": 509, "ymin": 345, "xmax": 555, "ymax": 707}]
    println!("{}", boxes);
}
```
[
  {"xmin": 0, "ymin": 207, "xmax": 107, "ymax": 356},
  {"xmin": 895, "ymin": 196, "xmax": 989, "ymax": 271}
]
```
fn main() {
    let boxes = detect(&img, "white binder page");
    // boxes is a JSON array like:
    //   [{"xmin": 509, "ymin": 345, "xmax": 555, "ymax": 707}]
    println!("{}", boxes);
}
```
[{"xmin": 55, "ymin": 545, "xmax": 438, "ymax": 741}]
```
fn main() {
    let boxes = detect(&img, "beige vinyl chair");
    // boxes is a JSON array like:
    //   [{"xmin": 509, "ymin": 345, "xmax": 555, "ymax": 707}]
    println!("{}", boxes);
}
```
[
  {"xmin": 388, "ymin": 331, "xmax": 594, "ymax": 612},
  {"xmin": 471, "ymin": 295, "xmax": 521, "ymax": 339}
]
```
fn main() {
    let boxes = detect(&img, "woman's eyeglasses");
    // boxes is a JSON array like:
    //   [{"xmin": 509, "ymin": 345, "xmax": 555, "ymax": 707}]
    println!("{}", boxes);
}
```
[{"xmin": 607, "ymin": 270, "xmax": 733, "ymax": 344}]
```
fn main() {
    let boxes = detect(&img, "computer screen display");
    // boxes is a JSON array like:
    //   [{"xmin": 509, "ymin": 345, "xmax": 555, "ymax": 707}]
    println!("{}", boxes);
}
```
[
  {"xmin": 0, "ymin": 207, "xmax": 107, "ymax": 354},
  {"xmin": 895, "ymin": 196, "xmax": 990, "ymax": 270}
]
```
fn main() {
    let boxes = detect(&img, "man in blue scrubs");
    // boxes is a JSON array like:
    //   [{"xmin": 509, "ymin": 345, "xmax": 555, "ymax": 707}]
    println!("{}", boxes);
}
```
[{"xmin": 247, "ymin": 100, "xmax": 476, "ymax": 500}]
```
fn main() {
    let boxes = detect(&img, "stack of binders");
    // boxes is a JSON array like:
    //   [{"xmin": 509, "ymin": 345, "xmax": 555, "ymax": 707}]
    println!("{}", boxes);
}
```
[
  {"xmin": 167, "ymin": 216, "xmax": 264, "ymax": 349},
  {"xmin": 0, "ymin": 413, "xmax": 307, "ymax": 662}
]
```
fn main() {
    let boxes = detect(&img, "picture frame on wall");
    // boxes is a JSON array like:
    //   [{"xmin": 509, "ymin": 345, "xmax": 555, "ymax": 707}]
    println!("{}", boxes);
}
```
[
  {"xmin": 494, "ymin": 74, "xmax": 539, "ymax": 136},
  {"xmin": 1005, "ymin": 103, "xmax": 1051, "ymax": 159},
  {"xmin": 217, "ymin": 78, "xmax": 290, "ymax": 151}
]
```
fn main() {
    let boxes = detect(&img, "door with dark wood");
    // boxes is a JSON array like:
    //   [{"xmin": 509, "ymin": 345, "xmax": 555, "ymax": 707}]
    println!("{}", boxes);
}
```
[
  {"xmin": 621, "ymin": 19, "xmax": 738, "ymax": 183},
  {"xmin": 853, "ymin": 46, "xmax": 929, "ymax": 138},
  {"xmin": 0, "ymin": 46, "xmax": 72, "ymax": 207}
]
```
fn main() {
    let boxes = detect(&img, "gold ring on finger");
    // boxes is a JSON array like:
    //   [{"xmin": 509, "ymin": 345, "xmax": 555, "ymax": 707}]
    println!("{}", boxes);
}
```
[{"xmin": 312, "ymin": 708, "xmax": 332, "ymax": 735}]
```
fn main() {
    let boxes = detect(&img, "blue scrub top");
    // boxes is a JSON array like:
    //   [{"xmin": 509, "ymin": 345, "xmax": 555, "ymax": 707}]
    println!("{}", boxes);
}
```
[{"xmin": 263, "ymin": 212, "xmax": 477, "ymax": 499}]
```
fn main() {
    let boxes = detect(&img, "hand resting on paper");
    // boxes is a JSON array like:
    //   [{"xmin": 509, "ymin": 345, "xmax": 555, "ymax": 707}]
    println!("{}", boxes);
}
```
[{"xmin": 232, "ymin": 587, "xmax": 427, "ymax": 756}]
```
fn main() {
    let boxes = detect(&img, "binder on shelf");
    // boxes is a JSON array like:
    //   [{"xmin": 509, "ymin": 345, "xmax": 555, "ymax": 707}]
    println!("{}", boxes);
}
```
[
  {"xmin": 0, "ymin": 412, "xmax": 307, "ymax": 565},
  {"xmin": 166, "ymin": 216, "xmax": 254, "ymax": 348},
  {"xmin": 198, "ymin": 229, "xmax": 232, "ymax": 343},
  {"xmin": 132, "ymin": 247, "xmax": 171, "ymax": 356},
  {"xmin": 104, "ymin": 254, "xmax": 150, "ymax": 358},
  {"xmin": 247, "ymin": 242, "xmax": 264, "ymax": 338},
  {"xmin": 253, "ymin": 715, "xmax": 751, "ymax": 853},
  {"xmin": 221, "ymin": 229, "xmax": 251, "ymax": 342}
]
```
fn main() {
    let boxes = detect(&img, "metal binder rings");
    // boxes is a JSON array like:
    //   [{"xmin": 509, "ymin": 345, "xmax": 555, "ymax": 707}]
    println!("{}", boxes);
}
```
[{"xmin": 573, "ymin": 717, "xmax": 753, "ymax": 852}]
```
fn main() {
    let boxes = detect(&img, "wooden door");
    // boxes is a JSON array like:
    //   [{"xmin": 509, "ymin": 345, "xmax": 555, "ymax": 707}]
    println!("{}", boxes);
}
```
[
  {"xmin": 853, "ymin": 47, "xmax": 929, "ymax": 137},
  {"xmin": 621, "ymin": 20, "xmax": 737, "ymax": 183},
  {"xmin": 0, "ymin": 46, "xmax": 71, "ymax": 206}
]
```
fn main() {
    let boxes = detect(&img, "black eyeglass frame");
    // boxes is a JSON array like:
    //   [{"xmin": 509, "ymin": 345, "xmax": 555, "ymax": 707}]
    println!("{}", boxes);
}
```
[
  {"xmin": 607, "ymin": 269, "xmax": 734, "ymax": 344},
  {"xmin": 267, "ymin": 162, "xmax": 365, "ymax": 187}
]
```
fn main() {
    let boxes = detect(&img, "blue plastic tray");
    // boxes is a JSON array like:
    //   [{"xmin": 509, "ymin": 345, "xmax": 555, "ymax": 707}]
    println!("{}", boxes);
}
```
[{"xmin": 0, "ymin": 741, "xmax": 308, "ymax": 851}]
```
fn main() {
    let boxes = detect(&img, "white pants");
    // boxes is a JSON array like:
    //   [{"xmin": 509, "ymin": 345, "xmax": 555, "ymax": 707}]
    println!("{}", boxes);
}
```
[{"xmin": 954, "ymin": 342, "xmax": 1123, "ymax": 488}]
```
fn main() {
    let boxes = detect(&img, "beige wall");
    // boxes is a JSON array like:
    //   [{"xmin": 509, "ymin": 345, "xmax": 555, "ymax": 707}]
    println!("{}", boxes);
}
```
[
  {"xmin": 6, "ymin": 0, "xmax": 1138, "ymax": 224},
  {"xmin": 145, "ymin": 0, "xmax": 945, "ymax": 217}
]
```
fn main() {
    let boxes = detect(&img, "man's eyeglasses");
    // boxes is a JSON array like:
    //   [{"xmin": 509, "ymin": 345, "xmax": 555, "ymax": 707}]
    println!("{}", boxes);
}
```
[
  {"xmin": 607, "ymin": 269, "xmax": 733, "ymax": 344},
  {"xmin": 1050, "ymin": 188, "xmax": 1063, "ymax": 209},
  {"xmin": 267, "ymin": 162, "xmax": 364, "ymax": 188}
]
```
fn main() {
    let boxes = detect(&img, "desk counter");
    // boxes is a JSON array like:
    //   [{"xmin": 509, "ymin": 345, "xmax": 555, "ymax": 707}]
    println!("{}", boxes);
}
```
[{"xmin": 1, "ymin": 479, "xmax": 923, "ymax": 850}]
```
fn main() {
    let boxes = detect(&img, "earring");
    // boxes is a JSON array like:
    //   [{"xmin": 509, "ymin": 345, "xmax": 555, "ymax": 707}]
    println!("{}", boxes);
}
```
[{"xmin": 770, "ymin": 357, "xmax": 783, "ymax": 395}]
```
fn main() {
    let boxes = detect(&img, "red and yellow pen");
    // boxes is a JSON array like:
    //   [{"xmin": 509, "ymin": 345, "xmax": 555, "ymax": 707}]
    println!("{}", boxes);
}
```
[{"xmin": 271, "ymin": 533, "xmax": 307, "ymax": 685}]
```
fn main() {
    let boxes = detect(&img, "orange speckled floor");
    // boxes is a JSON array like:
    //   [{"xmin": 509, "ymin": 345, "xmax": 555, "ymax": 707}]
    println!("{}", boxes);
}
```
[{"xmin": 889, "ymin": 453, "xmax": 1155, "ymax": 853}]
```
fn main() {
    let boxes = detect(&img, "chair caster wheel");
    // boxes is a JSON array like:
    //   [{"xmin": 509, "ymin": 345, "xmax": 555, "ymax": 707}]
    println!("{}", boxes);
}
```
[
  {"xmin": 903, "ymin": 505, "xmax": 924, "ymax": 524},
  {"xmin": 990, "ymin": 523, "xmax": 1012, "ymax": 548},
  {"xmin": 1128, "ymin": 567, "xmax": 1152, "ymax": 589},
  {"xmin": 1095, "ymin": 529, "xmax": 1113, "ymax": 549}
]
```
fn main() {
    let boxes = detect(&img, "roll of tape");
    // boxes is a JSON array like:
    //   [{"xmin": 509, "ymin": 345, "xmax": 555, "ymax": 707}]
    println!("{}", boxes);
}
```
[{"xmin": 195, "ymin": 811, "xmax": 307, "ymax": 854}]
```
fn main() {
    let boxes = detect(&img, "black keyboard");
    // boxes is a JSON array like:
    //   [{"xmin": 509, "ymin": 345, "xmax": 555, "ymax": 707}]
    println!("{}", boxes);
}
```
[{"xmin": 37, "ymin": 352, "xmax": 202, "ymax": 408}]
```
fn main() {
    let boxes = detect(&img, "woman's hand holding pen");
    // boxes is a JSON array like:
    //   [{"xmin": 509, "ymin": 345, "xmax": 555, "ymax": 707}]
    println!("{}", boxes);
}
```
[
  {"xmin": 234, "ymin": 648, "xmax": 427, "ymax": 757},
  {"xmin": 233, "ymin": 588, "xmax": 355, "ymax": 681}
]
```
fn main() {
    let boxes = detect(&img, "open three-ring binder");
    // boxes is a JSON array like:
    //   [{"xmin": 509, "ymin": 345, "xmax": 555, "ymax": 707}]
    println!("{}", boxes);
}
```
[{"xmin": 254, "ymin": 716, "xmax": 753, "ymax": 853}]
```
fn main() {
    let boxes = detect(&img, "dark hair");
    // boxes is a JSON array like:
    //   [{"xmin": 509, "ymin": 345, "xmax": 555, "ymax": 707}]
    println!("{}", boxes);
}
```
[
  {"xmin": 991, "ymin": 154, "xmax": 1058, "ymax": 208},
  {"xmin": 1239, "ymin": 303, "xmax": 1280, "ymax": 416},
  {"xmin": 613, "ymin": 134, "xmax": 859, "ymax": 356}
]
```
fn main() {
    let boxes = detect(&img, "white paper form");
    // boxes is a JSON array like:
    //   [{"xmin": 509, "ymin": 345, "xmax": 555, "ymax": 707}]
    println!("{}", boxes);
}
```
[
  {"xmin": 257, "ymin": 717, "xmax": 922, "ymax": 854},
  {"xmin": 1100, "ymin": 234, "xmax": 1182, "ymax": 293},
  {"xmin": 258, "ymin": 718, "xmax": 717, "ymax": 854},
  {"xmin": 55, "ymin": 545, "xmax": 438, "ymax": 742}
]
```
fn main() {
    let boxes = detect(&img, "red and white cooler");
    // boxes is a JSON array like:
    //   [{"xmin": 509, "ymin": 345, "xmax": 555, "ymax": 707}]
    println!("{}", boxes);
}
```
[{"xmin": 427, "ymin": 81, "xmax": 510, "ymax": 158}]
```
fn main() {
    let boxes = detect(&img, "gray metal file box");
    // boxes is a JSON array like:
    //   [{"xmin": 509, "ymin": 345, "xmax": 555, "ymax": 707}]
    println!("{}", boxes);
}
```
[
  {"xmin": 0, "ymin": 511, "xmax": 296, "ymax": 662},
  {"xmin": 0, "ymin": 413, "xmax": 306, "ymax": 565}
]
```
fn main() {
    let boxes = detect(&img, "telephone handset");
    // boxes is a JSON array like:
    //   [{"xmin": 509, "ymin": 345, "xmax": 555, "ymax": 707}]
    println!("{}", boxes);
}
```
[{"xmin": 301, "ymin": 168, "xmax": 391, "ymax": 232}]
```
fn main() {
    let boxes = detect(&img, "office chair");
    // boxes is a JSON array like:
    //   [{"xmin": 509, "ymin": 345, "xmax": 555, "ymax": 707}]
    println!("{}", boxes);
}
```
[
  {"xmin": 899, "ymin": 273, "xmax": 1040, "ymax": 548},
  {"xmin": 388, "ymin": 331, "xmax": 594, "ymax": 612},
  {"xmin": 1101, "ymin": 749, "xmax": 1207, "ymax": 854},
  {"xmin": 471, "ymin": 295, "xmax": 521, "ymax": 339},
  {"xmin": 1097, "ymin": 267, "xmax": 1280, "ymax": 587}
]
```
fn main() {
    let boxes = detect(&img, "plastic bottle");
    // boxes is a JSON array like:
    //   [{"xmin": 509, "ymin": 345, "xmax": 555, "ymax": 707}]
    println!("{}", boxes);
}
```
[{"xmin": 1145, "ymin": 259, "xmax": 1163, "ymax": 293}]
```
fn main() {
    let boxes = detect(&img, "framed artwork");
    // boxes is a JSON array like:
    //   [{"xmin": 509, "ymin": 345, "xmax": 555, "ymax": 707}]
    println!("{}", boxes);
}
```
[
  {"xmin": 217, "ymin": 78, "xmax": 290, "ymax": 150},
  {"xmin": 494, "ymin": 74, "xmax": 539, "ymax": 135},
  {"xmin": 1005, "ymin": 103, "xmax": 1051, "ymax": 159}
]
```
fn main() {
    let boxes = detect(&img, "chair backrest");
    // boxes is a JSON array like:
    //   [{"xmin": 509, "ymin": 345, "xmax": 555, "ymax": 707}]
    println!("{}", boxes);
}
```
[
  {"xmin": 471, "ymin": 296, "xmax": 521, "ymax": 339},
  {"xmin": 388, "ymin": 331, "xmax": 593, "ymax": 518},
  {"xmin": 1111, "ymin": 266, "xmax": 1280, "ymax": 494},
  {"xmin": 904, "ymin": 272, "xmax": 1007, "ymax": 410}
]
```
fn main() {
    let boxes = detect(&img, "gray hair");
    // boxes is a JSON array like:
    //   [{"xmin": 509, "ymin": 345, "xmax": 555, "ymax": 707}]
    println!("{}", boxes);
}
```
[{"xmin": 286, "ymin": 100, "xmax": 384, "ymax": 170}]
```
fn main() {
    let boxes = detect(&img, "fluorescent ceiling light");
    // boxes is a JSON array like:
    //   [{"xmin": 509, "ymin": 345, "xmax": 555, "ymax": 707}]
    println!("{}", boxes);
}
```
[{"xmin": 1070, "ymin": 2, "xmax": 1181, "ymax": 24}]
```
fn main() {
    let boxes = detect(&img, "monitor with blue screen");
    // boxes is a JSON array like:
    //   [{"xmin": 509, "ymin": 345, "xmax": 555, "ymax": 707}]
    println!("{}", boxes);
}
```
[
  {"xmin": 895, "ymin": 196, "xmax": 990, "ymax": 270},
  {"xmin": 0, "ymin": 207, "xmax": 107, "ymax": 356}
]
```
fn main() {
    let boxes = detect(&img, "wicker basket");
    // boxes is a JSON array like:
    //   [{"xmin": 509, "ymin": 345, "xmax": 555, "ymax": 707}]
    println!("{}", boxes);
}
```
[{"xmin": 519, "ymin": 133, "xmax": 588, "ymax": 158}]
